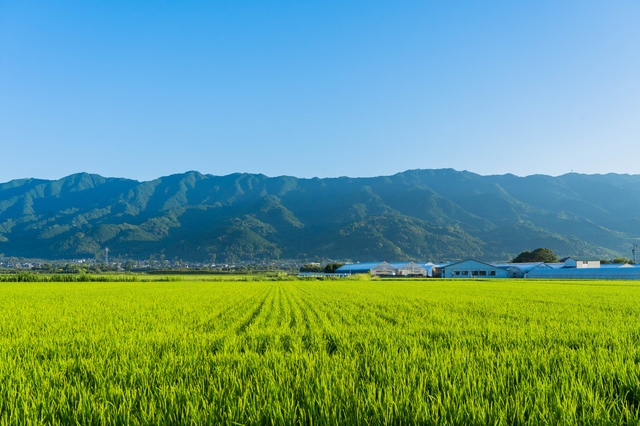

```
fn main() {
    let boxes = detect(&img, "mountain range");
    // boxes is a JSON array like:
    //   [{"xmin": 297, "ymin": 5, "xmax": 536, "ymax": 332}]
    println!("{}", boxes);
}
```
[{"xmin": 1, "ymin": 169, "xmax": 639, "ymax": 263}]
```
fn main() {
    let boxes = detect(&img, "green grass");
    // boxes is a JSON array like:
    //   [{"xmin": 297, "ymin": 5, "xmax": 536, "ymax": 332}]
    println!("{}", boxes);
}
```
[{"xmin": 0, "ymin": 278, "xmax": 638, "ymax": 424}]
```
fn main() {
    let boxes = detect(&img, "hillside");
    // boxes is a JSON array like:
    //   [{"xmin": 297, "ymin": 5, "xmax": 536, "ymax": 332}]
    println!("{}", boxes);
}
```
[{"xmin": 1, "ymin": 169, "xmax": 639, "ymax": 262}]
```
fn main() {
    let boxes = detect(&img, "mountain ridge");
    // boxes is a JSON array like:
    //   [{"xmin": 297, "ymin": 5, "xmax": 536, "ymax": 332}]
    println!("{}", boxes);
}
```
[{"xmin": 1, "ymin": 169, "xmax": 639, "ymax": 262}]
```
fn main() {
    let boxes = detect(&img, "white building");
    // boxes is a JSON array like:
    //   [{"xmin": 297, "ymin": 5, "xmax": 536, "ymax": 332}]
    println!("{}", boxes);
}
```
[{"xmin": 563, "ymin": 257, "xmax": 600, "ymax": 268}]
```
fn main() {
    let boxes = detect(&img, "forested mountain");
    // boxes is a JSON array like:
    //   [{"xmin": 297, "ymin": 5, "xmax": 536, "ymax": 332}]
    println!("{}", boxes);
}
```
[{"xmin": 1, "ymin": 169, "xmax": 639, "ymax": 262}]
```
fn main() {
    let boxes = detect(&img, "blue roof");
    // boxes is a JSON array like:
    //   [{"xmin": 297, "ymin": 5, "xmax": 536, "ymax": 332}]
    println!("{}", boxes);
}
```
[
  {"xmin": 389, "ymin": 262, "xmax": 411, "ymax": 268},
  {"xmin": 443, "ymin": 259, "xmax": 504, "ymax": 270},
  {"xmin": 492, "ymin": 264, "xmax": 512, "ymax": 270},
  {"xmin": 389, "ymin": 262, "xmax": 430, "ymax": 269},
  {"xmin": 298, "ymin": 272, "xmax": 351, "ymax": 277},
  {"xmin": 568, "ymin": 256, "xmax": 600, "ymax": 261},
  {"xmin": 336, "ymin": 261, "xmax": 436, "ymax": 273},
  {"xmin": 600, "ymin": 264, "xmax": 635, "ymax": 268},
  {"xmin": 492, "ymin": 262, "xmax": 546, "ymax": 272},
  {"xmin": 526, "ymin": 268, "xmax": 640, "ymax": 279},
  {"xmin": 335, "ymin": 262, "xmax": 383, "ymax": 273},
  {"xmin": 547, "ymin": 263, "xmax": 565, "ymax": 269}
]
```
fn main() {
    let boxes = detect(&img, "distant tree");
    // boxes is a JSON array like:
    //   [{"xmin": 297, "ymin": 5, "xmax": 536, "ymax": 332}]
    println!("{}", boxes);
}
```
[
  {"xmin": 630, "ymin": 260, "xmax": 637, "ymax": 265},
  {"xmin": 300, "ymin": 264, "xmax": 324, "ymax": 273},
  {"xmin": 123, "ymin": 261, "xmax": 135, "ymax": 271},
  {"xmin": 600, "ymin": 259, "xmax": 610, "ymax": 264},
  {"xmin": 511, "ymin": 248, "xmax": 558, "ymax": 263},
  {"xmin": 61, "ymin": 264, "xmax": 85, "ymax": 274},
  {"xmin": 324, "ymin": 262, "xmax": 345, "ymax": 273},
  {"xmin": 612, "ymin": 257, "xmax": 630, "ymax": 264}
]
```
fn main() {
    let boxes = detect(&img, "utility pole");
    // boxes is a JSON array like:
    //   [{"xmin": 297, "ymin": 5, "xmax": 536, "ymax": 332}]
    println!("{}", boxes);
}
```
[
  {"xmin": 633, "ymin": 244, "xmax": 638, "ymax": 263},
  {"xmin": 105, "ymin": 248, "xmax": 109, "ymax": 265}
]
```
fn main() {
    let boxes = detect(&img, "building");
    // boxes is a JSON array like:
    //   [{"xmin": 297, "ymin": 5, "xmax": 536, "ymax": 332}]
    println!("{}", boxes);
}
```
[
  {"xmin": 562, "ymin": 256, "xmax": 601, "ymax": 269},
  {"xmin": 491, "ymin": 262, "xmax": 553, "ymax": 278},
  {"xmin": 546, "ymin": 263, "xmax": 566, "ymax": 269},
  {"xmin": 335, "ymin": 262, "xmax": 385, "ymax": 275},
  {"xmin": 430, "ymin": 263, "xmax": 449, "ymax": 278},
  {"xmin": 370, "ymin": 262, "xmax": 400, "ymax": 277},
  {"xmin": 298, "ymin": 272, "xmax": 351, "ymax": 277},
  {"xmin": 332, "ymin": 256, "xmax": 637, "ymax": 280},
  {"xmin": 442, "ymin": 259, "xmax": 508, "ymax": 278},
  {"xmin": 393, "ymin": 262, "xmax": 428, "ymax": 277},
  {"xmin": 336, "ymin": 261, "xmax": 432, "ymax": 277},
  {"xmin": 600, "ymin": 263, "xmax": 636, "ymax": 268}
]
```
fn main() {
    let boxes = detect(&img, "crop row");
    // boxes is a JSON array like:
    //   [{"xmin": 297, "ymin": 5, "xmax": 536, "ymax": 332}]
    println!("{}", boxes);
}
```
[{"xmin": 0, "ymin": 279, "xmax": 638, "ymax": 424}]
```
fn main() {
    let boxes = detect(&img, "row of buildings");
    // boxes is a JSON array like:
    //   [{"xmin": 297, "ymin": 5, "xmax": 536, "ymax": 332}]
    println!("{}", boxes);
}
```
[{"xmin": 328, "ymin": 257, "xmax": 640, "ymax": 280}]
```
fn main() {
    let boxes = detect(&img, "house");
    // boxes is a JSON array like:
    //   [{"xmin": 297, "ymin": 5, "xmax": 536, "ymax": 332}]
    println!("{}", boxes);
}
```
[
  {"xmin": 442, "ymin": 259, "xmax": 508, "ymax": 278},
  {"xmin": 562, "ymin": 256, "xmax": 600, "ymax": 269}
]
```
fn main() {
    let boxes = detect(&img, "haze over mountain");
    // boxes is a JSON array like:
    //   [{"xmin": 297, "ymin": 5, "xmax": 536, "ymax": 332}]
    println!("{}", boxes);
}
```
[{"xmin": 1, "ymin": 169, "xmax": 639, "ymax": 263}]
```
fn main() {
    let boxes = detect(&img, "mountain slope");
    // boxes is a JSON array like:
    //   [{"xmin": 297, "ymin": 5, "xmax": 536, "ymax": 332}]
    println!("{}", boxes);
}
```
[{"xmin": 0, "ymin": 169, "xmax": 638, "ymax": 262}]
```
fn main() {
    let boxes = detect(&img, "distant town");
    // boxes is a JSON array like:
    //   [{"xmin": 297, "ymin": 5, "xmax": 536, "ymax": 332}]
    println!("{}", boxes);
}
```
[
  {"xmin": 2, "ymin": 247, "xmax": 639, "ymax": 281},
  {"xmin": 0, "ymin": 256, "xmax": 310, "ymax": 273}
]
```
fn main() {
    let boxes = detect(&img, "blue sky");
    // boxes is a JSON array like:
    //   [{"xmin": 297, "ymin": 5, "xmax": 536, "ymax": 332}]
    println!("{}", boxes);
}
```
[{"xmin": 1, "ymin": 1, "xmax": 639, "ymax": 182}]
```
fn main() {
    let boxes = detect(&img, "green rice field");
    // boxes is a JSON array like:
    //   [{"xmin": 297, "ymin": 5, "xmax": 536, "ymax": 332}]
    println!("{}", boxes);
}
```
[{"xmin": 0, "ymin": 278, "xmax": 639, "ymax": 424}]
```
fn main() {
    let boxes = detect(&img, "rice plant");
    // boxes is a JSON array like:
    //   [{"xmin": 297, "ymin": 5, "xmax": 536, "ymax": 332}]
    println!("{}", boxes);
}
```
[{"xmin": 0, "ymin": 278, "xmax": 638, "ymax": 424}]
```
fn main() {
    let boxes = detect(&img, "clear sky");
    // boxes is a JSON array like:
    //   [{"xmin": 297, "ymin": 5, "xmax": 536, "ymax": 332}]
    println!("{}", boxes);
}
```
[{"xmin": 1, "ymin": 1, "xmax": 639, "ymax": 182}]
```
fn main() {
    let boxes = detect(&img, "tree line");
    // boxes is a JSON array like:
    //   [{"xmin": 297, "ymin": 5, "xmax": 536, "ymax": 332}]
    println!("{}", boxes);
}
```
[{"xmin": 511, "ymin": 248, "xmax": 636, "ymax": 264}]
